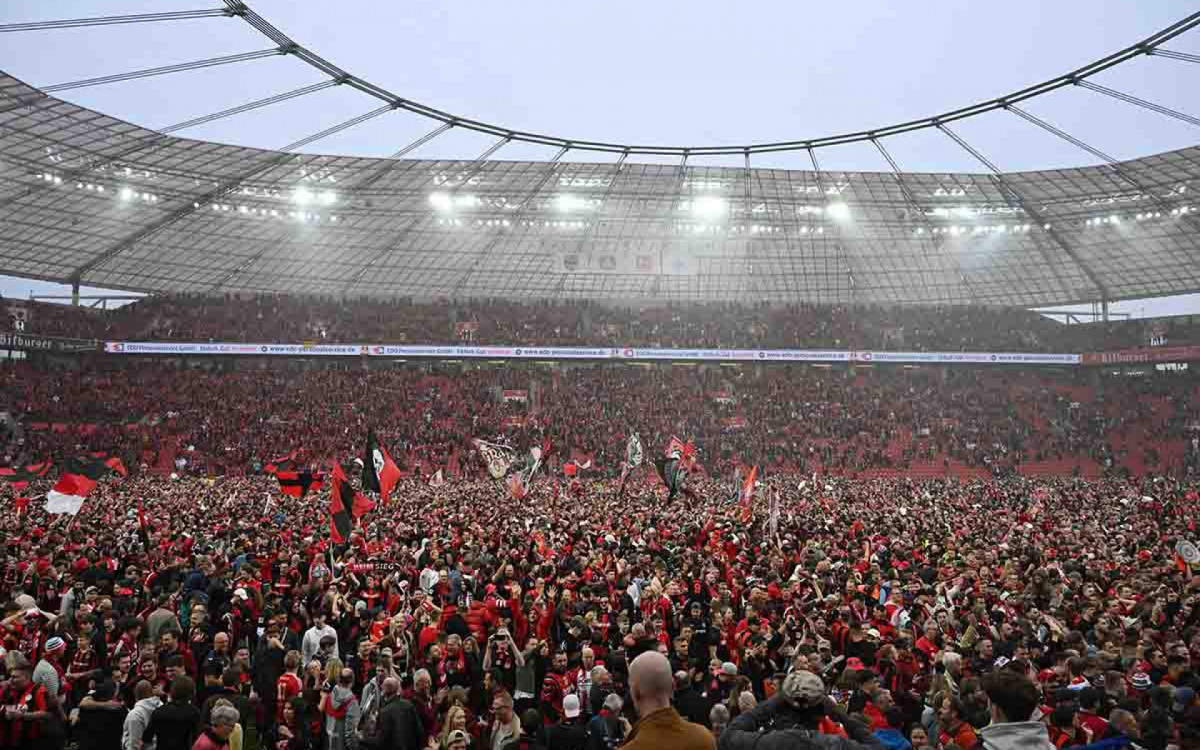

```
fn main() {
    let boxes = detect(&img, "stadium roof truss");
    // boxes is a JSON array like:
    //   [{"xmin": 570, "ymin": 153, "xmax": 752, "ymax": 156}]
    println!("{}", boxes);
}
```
[{"xmin": 0, "ymin": 5, "xmax": 1198, "ymax": 305}]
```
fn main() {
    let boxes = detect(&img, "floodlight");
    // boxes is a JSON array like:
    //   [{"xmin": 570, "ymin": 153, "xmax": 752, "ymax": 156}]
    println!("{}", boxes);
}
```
[
  {"xmin": 429, "ymin": 192, "xmax": 453, "ymax": 211},
  {"xmin": 292, "ymin": 187, "xmax": 314, "ymax": 205},
  {"xmin": 826, "ymin": 202, "xmax": 850, "ymax": 221},
  {"xmin": 319, "ymin": 190, "xmax": 337, "ymax": 206},
  {"xmin": 556, "ymin": 194, "xmax": 588, "ymax": 212},
  {"xmin": 119, "ymin": 187, "xmax": 134, "ymax": 201},
  {"xmin": 692, "ymin": 196, "xmax": 727, "ymax": 218}
]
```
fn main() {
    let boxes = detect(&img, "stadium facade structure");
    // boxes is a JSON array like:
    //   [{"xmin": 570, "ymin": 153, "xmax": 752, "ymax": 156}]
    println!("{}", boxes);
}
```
[{"xmin": 0, "ymin": 5, "xmax": 1198, "ymax": 306}]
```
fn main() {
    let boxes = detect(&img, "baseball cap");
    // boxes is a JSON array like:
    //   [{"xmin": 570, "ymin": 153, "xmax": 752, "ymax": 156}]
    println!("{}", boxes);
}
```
[
  {"xmin": 781, "ymin": 670, "xmax": 826, "ymax": 709},
  {"xmin": 866, "ymin": 628, "xmax": 881, "ymax": 639},
  {"xmin": 846, "ymin": 657, "xmax": 865, "ymax": 671},
  {"xmin": 563, "ymin": 694, "xmax": 581, "ymax": 718},
  {"xmin": 721, "ymin": 662, "xmax": 738, "ymax": 676},
  {"xmin": 446, "ymin": 730, "xmax": 470, "ymax": 746},
  {"xmin": 233, "ymin": 588, "xmax": 248, "ymax": 600}
]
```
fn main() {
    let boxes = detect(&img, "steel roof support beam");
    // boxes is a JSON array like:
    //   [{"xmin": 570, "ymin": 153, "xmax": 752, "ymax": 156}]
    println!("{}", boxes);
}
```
[
  {"xmin": 1149, "ymin": 48, "xmax": 1200, "ymax": 64},
  {"xmin": 278, "ymin": 104, "xmax": 394, "ymax": 152},
  {"xmin": 1076, "ymin": 80, "xmax": 1200, "ymax": 129},
  {"xmin": 40, "ymin": 48, "xmax": 285, "ymax": 94},
  {"xmin": 1006, "ymin": 104, "xmax": 1200, "ymax": 238},
  {"xmin": 159, "ymin": 80, "xmax": 338, "ymax": 134},
  {"xmin": 549, "ymin": 152, "xmax": 631, "ymax": 296},
  {"xmin": 0, "ymin": 9, "xmax": 232, "ymax": 33},
  {"xmin": 221, "ymin": 3, "xmax": 1200, "ymax": 155},
  {"xmin": 0, "ymin": 80, "xmax": 336, "ymax": 213},
  {"xmin": 936, "ymin": 122, "xmax": 1107, "ymax": 301},
  {"xmin": 71, "ymin": 105, "xmax": 400, "ymax": 282},
  {"xmin": 341, "ymin": 134, "xmax": 512, "ymax": 294},
  {"xmin": 343, "ymin": 122, "xmax": 454, "ymax": 194},
  {"xmin": 448, "ymin": 143, "xmax": 567, "ymax": 293},
  {"xmin": 871, "ymin": 137, "xmax": 978, "ymax": 303}
]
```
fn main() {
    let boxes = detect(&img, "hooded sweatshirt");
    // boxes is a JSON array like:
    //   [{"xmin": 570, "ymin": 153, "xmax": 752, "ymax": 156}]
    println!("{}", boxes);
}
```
[
  {"xmin": 979, "ymin": 721, "xmax": 1056, "ymax": 750},
  {"xmin": 324, "ymin": 684, "xmax": 361, "ymax": 750},
  {"xmin": 124, "ymin": 695, "xmax": 164, "ymax": 750}
]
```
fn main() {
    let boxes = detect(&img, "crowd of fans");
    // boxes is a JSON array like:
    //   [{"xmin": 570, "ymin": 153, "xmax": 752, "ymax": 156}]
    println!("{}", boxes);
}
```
[
  {"xmin": 1, "ymin": 466, "xmax": 1198, "ymax": 750},
  {"xmin": 0, "ymin": 293, "xmax": 1156, "ymax": 352},
  {"xmin": 3, "ymin": 360, "xmax": 1200, "ymax": 484}
]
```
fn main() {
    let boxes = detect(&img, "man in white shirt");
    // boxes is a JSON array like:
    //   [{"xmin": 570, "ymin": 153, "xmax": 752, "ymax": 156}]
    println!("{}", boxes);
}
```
[{"xmin": 302, "ymin": 610, "xmax": 339, "ymax": 666}]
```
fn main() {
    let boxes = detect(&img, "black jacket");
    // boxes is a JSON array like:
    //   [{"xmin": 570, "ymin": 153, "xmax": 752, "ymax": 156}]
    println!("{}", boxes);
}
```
[
  {"xmin": 74, "ymin": 703, "xmax": 128, "ymax": 750},
  {"xmin": 362, "ymin": 694, "xmax": 426, "ymax": 750},
  {"xmin": 545, "ymin": 718, "xmax": 589, "ymax": 750},
  {"xmin": 674, "ymin": 687, "xmax": 712, "ymax": 728},
  {"xmin": 719, "ymin": 696, "xmax": 883, "ymax": 750},
  {"xmin": 144, "ymin": 700, "xmax": 202, "ymax": 750}
]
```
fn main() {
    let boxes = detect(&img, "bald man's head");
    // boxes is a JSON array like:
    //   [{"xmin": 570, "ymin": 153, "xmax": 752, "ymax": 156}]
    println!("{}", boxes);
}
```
[
  {"xmin": 630, "ymin": 652, "xmax": 674, "ymax": 716},
  {"xmin": 383, "ymin": 677, "xmax": 401, "ymax": 697}
]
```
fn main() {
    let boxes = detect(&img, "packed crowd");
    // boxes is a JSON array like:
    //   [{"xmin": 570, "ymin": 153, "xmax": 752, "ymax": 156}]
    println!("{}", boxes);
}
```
[
  {"xmin": 0, "ymin": 294, "xmax": 1107, "ymax": 352},
  {"xmin": 3, "ymin": 360, "xmax": 1200, "ymax": 483},
  {"xmin": 1, "ymin": 468, "xmax": 1198, "ymax": 750}
]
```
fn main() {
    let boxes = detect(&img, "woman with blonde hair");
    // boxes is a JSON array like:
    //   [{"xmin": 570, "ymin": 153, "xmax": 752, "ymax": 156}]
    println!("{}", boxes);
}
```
[{"xmin": 429, "ymin": 704, "xmax": 473, "ymax": 749}]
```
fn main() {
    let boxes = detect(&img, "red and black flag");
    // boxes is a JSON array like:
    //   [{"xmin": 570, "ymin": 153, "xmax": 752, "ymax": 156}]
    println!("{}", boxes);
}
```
[
  {"xmin": 330, "ymin": 462, "xmax": 373, "ymax": 543},
  {"xmin": 0, "ymin": 460, "xmax": 52, "ymax": 491},
  {"xmin": 361, "ymin": 429, "xmax": 401, "ymax": 504},
  {"xmin": 264, "ymin": 450, "xmax": 298, "ymax": 475},
  {"xmin": 136, "ymin": 499, "xmax": 152, "ymax": 548},
  {"xmin": 45, "ymin": 454, "xmax": 126, "ymax": 515},
  {"xmin": 274, "ymin": 470, "xmax": 325, "ymax": 499},
  {"xmin": 654, "ymin": 437, "xmax": 696, "ymax": 502}
]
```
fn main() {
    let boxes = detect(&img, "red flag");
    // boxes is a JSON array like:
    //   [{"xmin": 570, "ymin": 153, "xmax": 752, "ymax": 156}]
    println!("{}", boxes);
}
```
[
  {"xmin": 362, "ymin": 429, "xmax": 401, "ymax": 504},
  {"xmin": 13, "ymin": 497, "xmax": 29, "ymax": 516},
  {"xmin": 740, "ymin": 466, "xmax": 758, "ymax": 507},
  {"xmin": 330, "ymin": 463, "xmax": 373, "ymax": 543},
  {"xmin": 564, "ymin": 462, "xmax": 578, "ymax": 478}
]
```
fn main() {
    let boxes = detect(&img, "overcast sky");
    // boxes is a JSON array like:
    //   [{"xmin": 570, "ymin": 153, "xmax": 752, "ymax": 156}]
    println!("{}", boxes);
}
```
[{"xmin": 1, "ymin": 0, "xmax": 1198, "ymax": 315}]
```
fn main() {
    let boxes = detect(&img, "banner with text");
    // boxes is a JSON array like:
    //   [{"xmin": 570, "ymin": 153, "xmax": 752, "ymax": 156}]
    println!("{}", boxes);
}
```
[
  {"xmin": 103, "ymin": 341, "xmax": 1081, "ymax": 365},
  {"xmin": 1081, "ymin": 345, "xmax": 1200, "ymax": 366}
]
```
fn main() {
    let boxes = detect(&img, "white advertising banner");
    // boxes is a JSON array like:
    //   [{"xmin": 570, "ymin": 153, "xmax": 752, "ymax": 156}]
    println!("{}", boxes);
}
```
[{"xmin": 103, "ymin": 341, "xmax": 1081, "ymax": 365}]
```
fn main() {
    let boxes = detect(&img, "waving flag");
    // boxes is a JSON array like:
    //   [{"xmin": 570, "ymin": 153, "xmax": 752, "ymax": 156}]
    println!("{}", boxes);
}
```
[
  {"xmin": 740, "ymin": 465, "xmax": 758, "ymax": 507},
  {"xmin": 330, "ymin": 462, "xmax": 373, "ymax": 543},
  {"xmin": 473, "ymin": 438, "xmax": 516, "ymax": 479},
  {"xmin": 617, "ymin": 433, "xmax": 644, "ymax": 496},
  {"xmin": 362, "ymin": 429, "xmax": 402, "ymax": 503},
  {"xmin": 45, "ymin": 454, "xmax": 127, "ymax": 515},
  {"xmin": 263, "ymin": 450, "xmax": 298, "ymax": 475},
  {"xmin": 0, "ymin": 461, "xmax": 52, "ymax": 492},
  {"xmin": 274, "ymin": 470, "xmax": 325, "ymax": 499}
]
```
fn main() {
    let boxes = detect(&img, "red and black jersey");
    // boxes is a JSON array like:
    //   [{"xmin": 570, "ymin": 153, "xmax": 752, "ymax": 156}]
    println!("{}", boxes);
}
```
[{"xmin": 0, "ymin": 682, "xmax": 51, "ymax": 747}]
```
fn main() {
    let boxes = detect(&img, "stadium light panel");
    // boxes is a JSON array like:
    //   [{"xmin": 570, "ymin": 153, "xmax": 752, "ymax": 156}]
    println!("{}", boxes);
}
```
[
  {"xmin": 692, "ymin": 196, "xmax": 727, "ymax": 218},
  {"xmin": 319, "ymin": 190, "xmax": 337, "ymax": 206},
  {"xmin": 119, "ymin": 187, "xmax": 134, "ymax": 201},
  {"xmin": 430, "ymin": 192, "xmax": 453, "ymax": 211},
  {"xmin": 826, "ymin": 202, "xmax": 851, "ymax": 221},
  {"xmin": 292, "ymin": 187, "xmax": 314, "ymax": 205},
  {"xmin": 556, "ymin": 194, "xmax": 588, "ymax": 212}
]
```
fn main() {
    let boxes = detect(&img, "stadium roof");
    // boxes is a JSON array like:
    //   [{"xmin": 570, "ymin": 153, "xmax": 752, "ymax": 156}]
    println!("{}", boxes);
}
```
[{"xmin": 0, "ymin": 7, "xmax": 1198, "ymax": 305}]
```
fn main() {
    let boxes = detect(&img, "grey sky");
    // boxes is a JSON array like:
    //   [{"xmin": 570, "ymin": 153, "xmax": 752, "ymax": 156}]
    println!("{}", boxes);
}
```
[{"xmin": 1, "ymin": 1, "xmax": 1198, "ymax": 313}]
